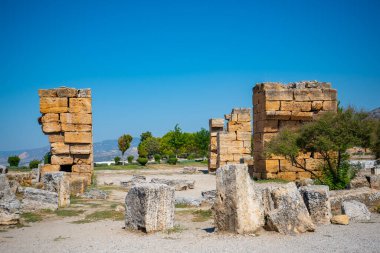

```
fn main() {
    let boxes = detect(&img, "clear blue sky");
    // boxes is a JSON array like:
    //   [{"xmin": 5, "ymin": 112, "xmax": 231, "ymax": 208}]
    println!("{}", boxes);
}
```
[{"xmin": 1, "ymin": 0, "xmax": 379, "ymax": 150}]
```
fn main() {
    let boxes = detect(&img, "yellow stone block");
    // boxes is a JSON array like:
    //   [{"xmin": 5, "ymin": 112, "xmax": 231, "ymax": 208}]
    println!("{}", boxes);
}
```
[
  {"xmin": 70, "ymin": 144, "xmax": 92, "ymax": 155},
  {"xmin": 40, "ymin": 97, "xmax": 68, "ymax": 113},
  {"xmin": 60, "ymin": 113, "xmax": 92, "ymax": 125},
  {"xmin": 42, "ymin": 122, "xmax": 61, "ymax": 133},
  {"xmin": 69, "ymin": 98, "xmax": 92, "ymax": 113},
  {"xmin": 64, "ymin": 132, "xmax": 92, "ymax": 144},
  {"xmin": 61, "ymin": 124, "xmax": 92, "ymax": 132},
  {"xmin": 41, "ymin": 113, "xmax": 59, "ymax": 123},
  {"xmin": 51, "ymin": 142, "xmax": 70, "ymax": 155},
  {"xmin": 51, "ymin": 155, "xmax": 73, "ymax": 165}
]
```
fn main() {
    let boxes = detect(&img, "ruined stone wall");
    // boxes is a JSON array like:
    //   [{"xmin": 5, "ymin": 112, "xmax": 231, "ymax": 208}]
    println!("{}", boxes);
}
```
[
  {"xmin": 208, "ymin": 108, "xmax": 252, "ymax": 172},
  {"xmin": 253, "ymin": 81, "xmax": 337, "ymax": 180},
  {"xmin": 38, "ymin": 87, "xmax": 93, "ymax": 185}
]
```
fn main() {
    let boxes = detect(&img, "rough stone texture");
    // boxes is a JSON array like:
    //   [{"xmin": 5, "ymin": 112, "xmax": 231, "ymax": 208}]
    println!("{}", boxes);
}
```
[
  {"xmin": 299, "ymin": 185, "xmax": 332, "ymax": 225},
  {"xmin": 175, "ymin": 197, "xmax": 202, "ymax": 207},
  {"xmin": 69, "ymin": 176, "xmax": 88, "ymax": 195},
  {"xmin": 38, "ymin": 87, "xmax": 93, "ymax": 189},
  {"xmin": 81, "ymin": 189, "xmax": 108, "ymax": 199},
  {"xmin": 265, "ymin": 183, "xmax": 316, "ymax": 235},
  {"xmin": 331, "ymin": 215, "xmax": 350, "ymax": 225},
  {"xmin": 0, "ymin": 165, "xmax": 8, "ymax": 174},
  {"xmin": 368, "ymin": 175, "xmax": 380, "ymax": 190},
  {"xmin": 0, "ymin": 175, "xmax": 21, "ymax": 225},
  {"xmin": 349, "ymin": 176, "xmax": 370, "ymax": 189},
  {"xmin": 201, "ymin": 190, "xmax": 216, "ymax": 203},
  {"xmin": 21, "ymin": 187, "xmax": 58, "ymax": 211},
  {"xmin": 330, "ymin": 187, "xmax": 380, "ymax": 214},
  {"xmin": 150, "ymin": 178, "xmax": 195, "ymax": 191},
  {"xmin": 125, "ymin": 183, "xmax": 175, "ymax": 233},
  {"xmin": 214, "ymin": 164, "xmax": 264, "ymax": 234},
  {"xmin": 120, "ymin": 175, "xmax": 146, "ymax": 189},
  {"xmin": 183, "ymin": 167, "xmax": 198, "ymax": 174},
  {"xmin": 342, "ymin": 200, "xmax": 371, "ymax": 222},
  {"xmin": 42, "ymin": 172, "xmax": 70, "ymax": 207},
  {"xmin": 253, "ymin": 81, "xmax": 337, "ymax": 180}
]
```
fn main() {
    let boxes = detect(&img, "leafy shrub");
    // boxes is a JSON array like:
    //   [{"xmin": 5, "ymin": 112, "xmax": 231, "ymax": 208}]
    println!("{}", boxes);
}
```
[
  {"xmin": 114, "ymin": 156, "xmax": 121, "ymax": 165},
  {"xmin": 44, "ymin": 152, "xmax": 51, "ymax": 164},
  {"xmin": 167, "ymin": 157, "xmax": 178, "ymax": 165},
  {"xmin": 187, "ymin": 154, "xmax": 195, "ymax": 160},
  {"xmin": 137, "ymin": 157, "xmax": 148, "ymax": 166},
  {"xmin": 154, "ymin": 154, "xmax": 161, "ymax": 163},
  {"xmin": 29, "ymin": 159, "xmax": 40, "ymax": 169},
  {"xmin": 8, "ymin": 156, "xmax": 20, "ymax": 167},
  {"xmin": 127, "ymin": 155, "xmax": 134, "ymax": 164}
]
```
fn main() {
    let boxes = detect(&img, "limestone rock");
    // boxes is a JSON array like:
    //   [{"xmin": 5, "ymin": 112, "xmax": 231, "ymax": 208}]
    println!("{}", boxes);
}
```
[
  {"xmin": 69, "ymin": 176, "xmax": 88, "ymax": 195},
  {"xmin": 175, "ymin": 197, "xmax": 202, "ymax": 207},
  {"xmin": 266, "ymin": 183, "xmax": 316, "ymax": 235},
  {"xmin": 42, "ymin": 172, "xmax": 70, "ymax": 207},
  {"xmin": 56, "ymin": 87, "xmax": 77, "ymax": 97},
  {"xmin": 120, "ymin": 175, "xmax": 146, "ymax": 189},
  {"xmin": 349, "ymin": 176, "xmax": 370, "ymax": 189},
  {"xmin": 64, "ymin": 131, "xmax": 92, "ymax": 144},
  {"xmin": 368, "ymin": 175, "xmax": 380, "ymax": 190},
  {"xmin": 183, "ymin": 167, "xmax": 198, "ymax": 174},
  {"xmin": 0, "ymin": 175, "xmax": 21, "ymax": 225},
  {"xmin": 21, "ymin": 187, "xmax": 58, "ymax": 211},
  {"xmin": 201, "ymin": 190, "xmax": 216, "ymax": 203},
  {"xmin": 214, "ymin": 164, "xmax": 264, "ymax": 234},
  {"xmin": 0, "ymin": 165, "xmax": 8, "ymax": 174},
  {"xmin": 299, "ymin": 185, "xmax": 332, "ymax": 225},
  {"xmin": 0, "ymin": 210, "xmax": 20, "ymax": 225},
  {"xmin": 125, "ymin": 183, "xmax": 175, "ymax": 233},
  {"xmin": 81, "ymin": 189, "xmax": 108, "ymax": 199},
  {"xmin": 331, "ymin": 215, "xmax": 350, "ymax": 225},
  {"xmin": 342, "ymin": 200, "xmax": 371, "ymax": 222},
  {"xmin": 150, "ymin": 178, "xmax": 195, "ymax": 191}
]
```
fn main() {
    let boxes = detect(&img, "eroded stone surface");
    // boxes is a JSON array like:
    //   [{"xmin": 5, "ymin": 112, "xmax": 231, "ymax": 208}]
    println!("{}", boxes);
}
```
[
  {"xmin": 42, "ymin": 172, "xmax": 70, "ymax": 207},
  {"xmin": 299, "ymin": 185, "xmax": 332, "ymax": 225},
  {"xmin": 150, "ymin": 178, "xmax": 194, "ymax": 191},
  {"xmin": 21, "ymin": 187, "xmax": 58, "ymax": 211},
  {"xmin": 342, "ymin": 200, "xmax": 371, "ymax": 222},
  {"xmin": 0, "ymin": 175, "xmax": 21, "ymax": 225}
]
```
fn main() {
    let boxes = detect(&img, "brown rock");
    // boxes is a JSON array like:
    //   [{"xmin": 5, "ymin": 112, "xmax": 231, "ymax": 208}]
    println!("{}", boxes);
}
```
[
  {"xmin": 42, "ymin": 122, "xmax": 61, "ymax": 133},
  {"xmin": 277, "ymin": 172, "xmax": 297, "ymax": 181},
  {"xmin": 291, "ymin": 111, "xmax": 314, "ymax": 120},
  {"xmin": 38, "ymin": 89, "xmax": 57, "ymax": 97},
  {"xmin": 72, "ymin": 165, "xmax": 92, "ymax": 173},
  {"xmin": 70, "ymin": 144, "xmax": 92, "ymax": 155},
  {"xmin": 331, "ymin": 215, "xmax": 349, "ymax": 225},
  {"xmin": 323, "ymin": 100, "xmax": 338, "ymax": 111},
  {"xmin": 73, "ymin": 154, "xmax": 92, "ymax": 165},
  {"xmin": 311, "ymin": 101, "xmax": 323, "ymax": 111},
  {"xmin": 69, "ymin": 98, "xmax": 92, "ymax": 113},
  {"xmin": 56, "ymin": 87, "xmax": 77, "ymax": 97},
  {"xmin": 51, "ymin": 155, "xmax": 73, "ymax": 165},
  {"xmin": 265, "ymin": 101, "xmax": 280, "ymax": 111},
  {"xmin": 77, "ymin": 89, "xmax": 91, "ymax": 98},
  {"xmin": 40, "ymin": 164, "xmax": 60, "ymax": 174},
  {"xmin": 40, "ymin": 97, "xmax": 68, "ymax": 113},
  {"xmin": 51, "ymin": 142, "xmax": 70, "ymax": 155},
  {"xmin": 265, "ymin": 90, "xmax": 294, "ymax": 101},
  {"xmin": 41, "ymin": 113, "xmax": 59, "ymax": 123},
  {"xmin": 64, "ymin": 132, "xmax": 92, "ymax": 144},
  {"xmin": 61, "ymin": 124, "xmax": 92, "ymax": 132},
  {"xmin": 48, "ymin": 134, "xmax": 64, "ymax": 143},
  {"xmin": 60, "ymin": 113, "xmax": 92, "ymax": 125},
  {"xmin": 266, "ymin": 111, "xmax": 291, "ymax": 120}
]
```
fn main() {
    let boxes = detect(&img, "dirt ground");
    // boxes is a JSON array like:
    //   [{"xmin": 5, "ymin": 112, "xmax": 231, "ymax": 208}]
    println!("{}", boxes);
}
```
[{"xmin": 1, "ymin": 167, "xmax": 380, "ymax": 253}]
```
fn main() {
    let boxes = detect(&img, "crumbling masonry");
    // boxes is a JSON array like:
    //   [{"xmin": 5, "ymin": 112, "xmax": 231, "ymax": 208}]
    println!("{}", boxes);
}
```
[
  {"xmin": 208, "ymin": 81, "xmax": 337, "ymax": 180},
  {"xmin": 38, "ymin": 87, "xmax": 93, "ymax": 186},
  {"xmin": 208, "ymin": 108, "xmax": 252, "ymax": 172}
]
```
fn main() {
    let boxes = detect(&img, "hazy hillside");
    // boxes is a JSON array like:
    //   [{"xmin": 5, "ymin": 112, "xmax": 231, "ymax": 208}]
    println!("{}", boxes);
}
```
[
  {"xmin": 369, "ymin": 107, "xmax": 380, "ymax": 119},
  {"xmin": 0, "ymin": 138, "xmax": 140, "ymax": 166}
]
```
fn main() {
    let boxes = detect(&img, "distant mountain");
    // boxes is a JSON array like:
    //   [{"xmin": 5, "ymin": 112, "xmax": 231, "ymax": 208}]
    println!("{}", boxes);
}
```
[
  {"xmin": 0, "ymin": 138, "xmax": 140, "ymax": 166},
  {"xmin": 368, "ymin": 107, "xmax": 380, "ymax": 119}
]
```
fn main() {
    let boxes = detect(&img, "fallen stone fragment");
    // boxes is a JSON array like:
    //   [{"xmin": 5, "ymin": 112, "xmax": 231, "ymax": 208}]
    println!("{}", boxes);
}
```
[
  {"xmin": 201, "ymin": 190, "xmax": 216, "ymax": 203},
  {"xmin": 125, "ymin": 183, "xmax": 175, "ymax": 233},
  {"xmin": 342, "ymin": 200, "xmax": 371, "ymax": 222},
  {"xmin": 299, "ymin": 185, "xmax": 332, "ymax": 225},
  {"xmin": 120, "ymin": 175, "xmax": 146, "ymax": 189},
  {"xmin": 150, "ymin": 178, "xmax": 195, "ymax": 191},
  {"xmin": 214, "ymin": 164, "xmax": 264, "ymax": 234},
  {"xmin": 266, "ymin": 183, "xmax": 316, "ymax": 235},
  {"xmin": 331, "ymin": 215, "xmax": 349, "ymax": 225},
  {"xmin": 349, "ymin": 176, "xmax": 370, "ymax": 189},
  {"xmin": 81, "ymin": 189, "xmax": 108, "ymax": 200},
  {"xmin": 183, "ymin": 167, "xmax": 198, "ymax": 174},
  {"xmin": 0, "ymin": 165, "xmax": 8, "ymax": 174},
  {"xmin": 368, "ymin": 175, "xmax": 380, "ymax": 190},
  {"xmin": 42, "ymin": 172, "xmax": 70, "ymax": 207},
  {"xmin": 0, "ymin": 175, "xmax": 21, "ymax": 225},
  {"xmin": 21, "ymin": 187, "xmax": 58, "ymax": 211},
  {"xmin": 175, "ymin": 197, "xmax": 202, "ymax": 207}
]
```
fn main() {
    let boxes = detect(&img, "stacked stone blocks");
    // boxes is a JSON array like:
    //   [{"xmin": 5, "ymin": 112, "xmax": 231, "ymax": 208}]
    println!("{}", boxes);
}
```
[
  {"xmin": 253, "ymin": 81, "xmax": 337, "ymax": 180},
  {"xmin": 38, "ymin": 87, "xmax": 93, "ymax": 185}
]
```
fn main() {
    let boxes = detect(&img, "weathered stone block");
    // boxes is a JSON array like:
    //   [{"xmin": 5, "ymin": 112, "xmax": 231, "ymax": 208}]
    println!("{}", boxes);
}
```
[
  {"xmin": 42, "ymin": 122, "xmax": 61, "ymax": 133},
  {"xmin": 42, "ymin": 172, "xmax": 70, "ymax": 208},
  {"xmin": 331, "ymin": 215, "xmax": 349, "ymax": 225},
  {"xmin": 281, "ymin": 101, "xmax": 312, "ymax": 112},
  {"xmin": 40, "ymin": 164, "xmax": 60, "ymax": 174},
  {"xmin": 71, "ymin": 172, "xmax": 92, "ymax": 186},
  {"xmin": 51, "ymin": 155, "xmax": 73, "ymax": 165},
  {"xmin": 311, "ymin": 101, "xmax": 323, "ymax": 111},
  {"xmin": 41, "ymin": 113, "xmax": 59, "ymax": 123},
  {"xmin": 47, "ymin": 134, "xmax": 64, "ymax": 143},
  {"xmin": 56, "ymin": 87, "xmax": 77, "ymax": 97},
  {"xmin": 72, "ymin": 165, "xmax": 92, "ymax": 173},
  {"xmin": 38, "ymin": 89, "xmax": 57, "ymax": 97},
  {"xmin": 69, "ymin": 176, "xmax": 88, "ymax": 195},
  {"xmin": 51, "ymin": 142, "xmax": 70, "ymax": 155},
  {"xmin": 69, "ymin": 98, "xmax": 92, "ymax": 113},
  {"xmin": 61, "ymin": 124, "xmax": 92, "ymax": 132},
  {"xmin": 294, "ymin": 89, "xmax": 324, "ymax": 101},
  {"xmin": 0, "ymin": 175, "xmax": 21, "ymax": 225},
  {"xmin": 21, "ymin": 187, "xmax": 58, "ymax": 211},
  {"xmin": 237, "ymin": 112, "xmax": 251, "ymax": 122},
  {"xmin": 125, "ymin": 183, "xmax": 175, "ymax": 233},
  {"xmin": 217, "ymin": 132, "xmax": 236, "ymax": 142},
  {"xmin": 323, "ymin": 100, "xmax": 337, "ymax": 111},
  {"xmin": 60, "ymin": 113, "xmax": 92, "ymax": 125},
  {"xmin": 209, "ymin": 118, "xmax": 224, "ymax": 128},
  {"xmin": 291, "ymin": 111, "xmax": 314, "ymax": 120},
  {"xmin": 342, "ymin": 200, "xmax": 370, "ymax": 222},
  {"xmin": 40, "ymin": 97, "xmax": 68, "ymax": 113},
  {"xmin": 266, "ymin": 110, "xmax": 291, "ymax": 120},
  {"xmin": 64, "ymin": 132, "xmax": 92, "ymax": 144},
  {"xmin": 265, "ymin": 90, "xmax": 294, "ymax": 101},
  {"xmin": 77, "ymin": 89, "xmax": 91, "ymax": 98},
  {"xmin": 322, "ymin": 88, "xmax": 337, "ymax": 100},
  {"xmin": 265, "ymin": 159, "xmax": 279, "ymax": 173},
  {"xmin": 277, "ymin": 172, "xmax": 297, "ymax": 181},
  {"xmin": 299, "ymin": 185, "xmax": 332, "ymax": 225},
  {"xmin": 214, "ymin": 164, "xmax": 264, "ymax": 234},
  {"xmin": 265, "ymin": 101, "xmax": 280, "ymax": 111},
  {"xmin": 70, "ymin": 144, "xmax": 92, "ymax": 155},
  {"xmin": 227, "ymin": 121, "xmax": 251, "ymax": 132},
  {"xmin": 73, "ymin": 154, "xmax": 92, "ymax": 165}
]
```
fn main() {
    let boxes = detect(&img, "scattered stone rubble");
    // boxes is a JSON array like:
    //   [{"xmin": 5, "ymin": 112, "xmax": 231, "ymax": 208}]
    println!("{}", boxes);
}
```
[
  {"xmin": 150, "ymin": 178, "xmax": 195, "ymax": 191},
  {"xmin": 38, "ymin": 87, "xmax": 93, "ymax": 189},
  {"xmin": 342, "ymin": 200, "xmax": 371, "ymax": 222},
  {"xmin": 0, "ymin": 175, "xmax": 21, "ymax": 225},
  {"xmin": 299, "ymin": 185, "xmax": 332, "ymax": 225},
  {"xmin": 120, "ymin": 175, "xmax": 146, "ymax": 189},
  {"xmin": 42, "ymin": 172, "xmax": 70, "ymax": 207},
  {"xmin": 81, "ymin": 188, "xmax": 108, "ymax": 200},
  {"xmin": 183, "ymin": 167, "xmax": 198, "ymax": 174},
  {"xmin": 125, "ymin": 183, "xmax": 175, "ymax": 233},
  {"xmin": 21, "ymin": 187, "xmax": 59, "ymax": 211},
  {"xmin": 253, "ymin": 81, "xmax": 337, "ymax": 180},
  {"xmin": 331, "ymin": 215, "xmax": 350, "ymax": 225},
  {"xmin": 330, "ymin": 187, "xmax": 380, "ymax": 213}
]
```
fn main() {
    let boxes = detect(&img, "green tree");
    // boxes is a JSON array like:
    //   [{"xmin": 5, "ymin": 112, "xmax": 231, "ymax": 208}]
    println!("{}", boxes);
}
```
[
  {"xmin": 168, "ymin": 124, "xmax": 185, "ymax": 157},
  {"xmin": 138, "ymin": 136, "xmax": 160, "ymax": 159},
  {"xmin": 194, "ymin": 128, "xmax": 210, "ymax": 158},
  {"xmin": 8, "ymin": 156, "xmax": 20, "ymax": 167},
  {"xmin": 114, "ymin": 156, "xmax": 121, "ymax": 165},
  {"xmin": 29, "ymin": 159, "xmax": 40, "ymax": 169},
  {"xmin": 127, "ymin": 155, "xmax": 134, "ymax": 164},
  {"xmin": 140, "ymin": 131, "xmax": 153, "ymax": 142},
  {"xmin": 118, "ymin": 134, "xmax": 133, "ymax": 165},
  {"xmin": 266, "ymin": 108, "xmax": 376, "ymax": 190}
]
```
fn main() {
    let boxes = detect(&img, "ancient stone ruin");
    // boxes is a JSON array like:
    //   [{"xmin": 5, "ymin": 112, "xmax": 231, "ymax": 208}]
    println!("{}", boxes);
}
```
[
  {"xmin": 38, "ymin": 87, "xmax": 93, "ymax": 186},
  {"xmin": 252, "ymin": 81, "xmax": 337, "ymax": 180},
  {"xmin": 208, "ymin": 108, "xmax": 252, "ymax": 172}
]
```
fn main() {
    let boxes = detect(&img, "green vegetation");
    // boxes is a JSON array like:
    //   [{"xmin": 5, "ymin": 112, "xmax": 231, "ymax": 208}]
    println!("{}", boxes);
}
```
[
  {"xmin": 191, "ymin": 209, "xmax": 213, "ymax": 222},
  {"xmin": 118, "ymin": 134, "xmax": 133, "ymax": 165},
  {"xmin": 154, "ymin": 154, "xmax": 161, "ymax": 163},
  {"xmin": 255, "ymin": 179, "xmax": 289, "ymax": 184},
  {"xmin": 8, "ymin": 155, "xmax": 20, "ymax": 167},
  {"xmin": 376, "ymin": 205, "xmax": 380, "ymax": 214},
  {"xmin": 127, "ymin": 155, "xmax": 134, "ymax": 164},
  {"xmin": 266, "ymin": 108, "xmax": 378, "ymax": 190},
  {"xmin": 114, "ymin": 156, "xmax": 121, "ymax": 165},
  {"xmin": 29, "ymin": 159, "xmax": 40, "ymax": 169},
  {"xmin": 72, "ymin": 210, "xmax": 124, "ymax": 224},
  {"xmin": 175, "ymin": 203, "xmax": 192, "ymax": 208},
  {"xmin": 137, "ymin": 157, "xmax": 148, "ymax": 166},
  {"xmin": 44, "ymin": 152, "xmax": 51, "ymax": 164},
  {"xmin": 167, "ymin": 156, "xmax": 178, "ymax": 165},
  {"xmin": 21, "ymin": 212, "xmax": 43, "ymax": 223},
  {"xmin": 55, "ymin": 209, "xmax": 85, "ymax": 217}
]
